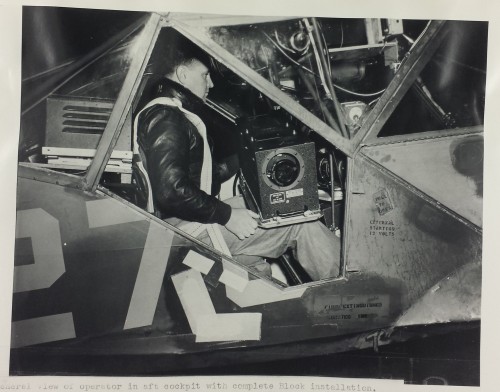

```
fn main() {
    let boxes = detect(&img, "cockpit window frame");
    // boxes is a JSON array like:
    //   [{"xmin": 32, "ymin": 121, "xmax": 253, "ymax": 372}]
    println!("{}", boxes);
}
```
[
  {"xmin": 168, "ymin": 16, "xmax": 357, "ymax": 157},
  {"xmin": 350, "ymin": 20, "xmax": 454, "ymax": 152},
  {"xmin": 76, "ymin": 14, "xmax": 455, "ymax": 286},
  {"xmin": 82, "ymin": 13, "xmax": 162, "ymax": 192},
  {"xmin": 82, "ymin": 15, "xmax": 454, "ymax": 192}
]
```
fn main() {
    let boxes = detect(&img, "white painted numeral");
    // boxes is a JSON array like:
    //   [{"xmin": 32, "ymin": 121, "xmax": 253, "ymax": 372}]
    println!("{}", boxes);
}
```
[
  {"xmin": 14, "ymin": 208, "xmax": 66, "ymax": 293},
  {"xmin": 12, "ymin": 208, "xmax": 75, "ymax": 347}
]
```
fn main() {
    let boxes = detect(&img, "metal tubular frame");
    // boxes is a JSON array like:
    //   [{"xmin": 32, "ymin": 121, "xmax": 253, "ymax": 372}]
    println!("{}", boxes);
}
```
[
  {"xmin": 18, "ymin": 163, "xmax": 82, "ymax": 188},
  {"xmin": 82, "ymin": 13, "xmax": 162, "ymax": 192},
  {"xmin": 170, "ymin": 18, "xmax": 356, "ymax": 157},
  {"xmin": 77, "ymin": 16, "xmax": 453, "ymax": 192},
  {"xmin": 357, "ymin": 125, "xmax": 483, "ymax": 147},
  {"xmin": 352, "ymin": 20, "xmax": 448, "ymax": 153},
  {"xmin": 311, "ymin": 17, "xmax": 349, "ymax": 138}
]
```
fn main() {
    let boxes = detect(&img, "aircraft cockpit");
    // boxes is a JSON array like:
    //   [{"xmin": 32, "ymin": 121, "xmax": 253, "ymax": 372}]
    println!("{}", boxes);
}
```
[
  {"xmin": 18, "ymin": 12, "xmax": 486, "ymax": 287},
  {"xmin": 11, "ymin": 8, "xmax": 486, "ymax": 379}
]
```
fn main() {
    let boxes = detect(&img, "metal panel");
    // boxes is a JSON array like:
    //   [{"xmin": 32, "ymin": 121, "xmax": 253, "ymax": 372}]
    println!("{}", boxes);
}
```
[
  {"xmin": 18, "ymin": 163, "xmax": 81, "ymax": 188},
  {"xmin": 396, "ymin": 260, "xmax": 481, "ymax": 327},
  {"xmin": 13, "ymin": 175, "xmax": 402, "ymax": 349},
  {"xmin": 13, "ymin": 178, "xmax": 152, "ymax": 342},
  {"xmin": 44, "ymin": 95, "xmax": 132, "ymax": 154},
  {"xmin": 14, "ymin": 177, "xmax": 245, "ymax": 345},
  {"xmin": 343, "ymin": 155, "xmax": 482, "ymax": 307},
  {"xmin": 362, "ymin": 133, "xmax": 483, "ymax": 227}
]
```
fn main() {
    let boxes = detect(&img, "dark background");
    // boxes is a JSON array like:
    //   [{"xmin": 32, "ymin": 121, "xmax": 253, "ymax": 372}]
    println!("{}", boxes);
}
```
[
  {"xmin": 21, "ymin": 7, "xmax": 146, "ymax": 80},
  {"xmin": 11, "ymin": 324, "xmax": 480, "ymax": 385}
]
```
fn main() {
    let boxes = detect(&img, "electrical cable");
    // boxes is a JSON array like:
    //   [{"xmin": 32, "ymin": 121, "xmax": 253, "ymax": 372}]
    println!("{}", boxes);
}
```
[
  {"xmin": 333, "ymin": 84, "xmax": 386, "ymax": 97},
  {"xmin": 262, "ymin": 31, "xmax": 319, "ymax": 78},
  {"xmin": 318, "ymin": 20, "xmax": 332, "ymax": 76},
  {"xmin": 310, "ymin": 17, "xmax": 349, "ymax": 138},
  {"xmin": 290, "ymin": 33, "xmax": 311, "ymax": 54},
  {"xmin": 340, "ymin": 22, "xmax": 344, "ymax": 48},
  {"xmin": 264, "ymin": 27, "xmax": 386, "ymax": 102},
  {"xmin": 308, "ymin": 57, "xmax": 328, "ymax": 124},
  {"xmin": 405, "ymin": 20, "xmax": 432, "ymax": 55},
  {"xmin": 321, "ymin": 29, "xmax": 333, "ymax": 80},
  {"xmin": 276, "ymin": 53, "xmax": 388, "ymax": 99},
  {"xmin": 274, "ymin": 30, "xmax": 295, "ymax": 53},
  {"xmin": 304, "ymin": 18, "xmax": 331, "ymax": 99},
  {"xmin": 297, "ymin": 66, "xmax": 341, "ymax": 132}
]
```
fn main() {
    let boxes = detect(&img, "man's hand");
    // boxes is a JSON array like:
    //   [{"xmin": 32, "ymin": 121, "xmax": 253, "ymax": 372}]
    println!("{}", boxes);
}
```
[{"xmin": 225, "ymin": 208, "xmax": 259, "ymax": 240}]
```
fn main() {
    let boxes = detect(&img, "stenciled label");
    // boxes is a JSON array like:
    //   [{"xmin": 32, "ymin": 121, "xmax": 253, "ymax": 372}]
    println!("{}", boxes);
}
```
[
  {"xmin": 373, "ymin": 188, "xmax": 394, "ymax": 215},
  {"xmin": 270, "ymin": 192, "xmax": 286, "ymax": 204},
  {"xmin": 286, "ymin": 188, "xmax": 304, "ymax": 199},
  {"xmin": 369, "ymin": 219, "xmax": 396, "ymax": 238},
  {"xmin": 314, "ymin": 294, "xmax": 390, "ymax": 322}
]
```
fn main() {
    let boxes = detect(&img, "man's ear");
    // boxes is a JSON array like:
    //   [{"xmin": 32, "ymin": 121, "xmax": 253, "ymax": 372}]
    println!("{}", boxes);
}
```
[{"xmin": 175, "ymin": 65, "xmax": 188, "ymax": 85}]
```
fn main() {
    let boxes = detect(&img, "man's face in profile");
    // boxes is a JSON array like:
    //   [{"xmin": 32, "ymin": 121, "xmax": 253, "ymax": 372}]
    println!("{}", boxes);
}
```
[{"xmin": 181, "ymin": 59, "xmax": 214, "ymax": 102}]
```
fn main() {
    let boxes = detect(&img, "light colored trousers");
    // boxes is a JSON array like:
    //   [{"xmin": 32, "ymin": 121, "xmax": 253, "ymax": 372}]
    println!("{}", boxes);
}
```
[{"xmin": 174, "ymin": 196, "xmax": 341, "ymax": 281}]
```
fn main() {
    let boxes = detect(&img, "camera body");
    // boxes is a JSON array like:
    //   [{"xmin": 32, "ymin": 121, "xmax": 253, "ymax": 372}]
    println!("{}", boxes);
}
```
[{"xmin": 237, "ymin": 114, "xmax": 321, "ymax": 227}]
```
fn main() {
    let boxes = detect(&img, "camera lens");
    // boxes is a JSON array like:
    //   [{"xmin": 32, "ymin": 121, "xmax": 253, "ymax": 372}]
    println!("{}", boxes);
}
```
[{"xmin": 266, "ymin": 153, "xmax": 300, "ymax": 187}]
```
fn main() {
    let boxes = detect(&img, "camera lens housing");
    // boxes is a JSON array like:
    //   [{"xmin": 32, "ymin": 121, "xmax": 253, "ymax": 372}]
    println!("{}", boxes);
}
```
[
  {"xmin": 261, "ymin": 148, "xmax": 305, "ymax": 190},
  {"xmin": 266, "ymin": 153, "xmax": 300, "ymax": 187}
]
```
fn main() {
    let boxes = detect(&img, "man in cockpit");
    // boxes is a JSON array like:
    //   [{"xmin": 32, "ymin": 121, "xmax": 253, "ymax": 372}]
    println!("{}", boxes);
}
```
[{"xmin": 135, "ymin": 41, "xmax": 340, "ymax": 281}]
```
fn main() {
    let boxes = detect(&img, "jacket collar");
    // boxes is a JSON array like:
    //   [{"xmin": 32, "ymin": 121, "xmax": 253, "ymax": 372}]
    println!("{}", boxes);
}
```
[{"xmin": 154, "ymin": 77, "xmax": 205, "ymax": 114}]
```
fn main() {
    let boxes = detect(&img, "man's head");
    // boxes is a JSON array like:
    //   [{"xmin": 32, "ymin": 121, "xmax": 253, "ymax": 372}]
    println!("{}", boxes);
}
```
[
  {"xmin": 163, "ymin": 42, "xmax": 214, "ymax": 101},
  {"xmin": 168, "ymin": 58, "xmax": 214, "ymax": 101}
]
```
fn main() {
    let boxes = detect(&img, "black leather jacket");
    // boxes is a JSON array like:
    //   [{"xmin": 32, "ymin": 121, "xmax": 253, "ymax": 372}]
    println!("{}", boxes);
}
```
[{"xmin": 136, "ymin": 78, "xmax": 236, "ymax": 225}]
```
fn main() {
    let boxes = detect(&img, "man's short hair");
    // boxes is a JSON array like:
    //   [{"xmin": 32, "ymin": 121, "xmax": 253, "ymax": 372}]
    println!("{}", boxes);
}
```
[{"xmin": 150, "ymin": 29, "xmax": 212, "ymax": 77}]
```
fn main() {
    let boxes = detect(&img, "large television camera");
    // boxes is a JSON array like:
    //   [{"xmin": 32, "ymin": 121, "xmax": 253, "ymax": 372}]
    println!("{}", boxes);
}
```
[{"xmin": 237, "ymin": 114, "xmax": 322, "ymax": 228}]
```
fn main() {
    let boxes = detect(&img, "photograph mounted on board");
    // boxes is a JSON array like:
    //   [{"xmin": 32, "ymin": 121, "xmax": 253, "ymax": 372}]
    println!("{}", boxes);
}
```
[{"xmin": 11, "ymin": 6, "xmax": 485, "ymax": 386}]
